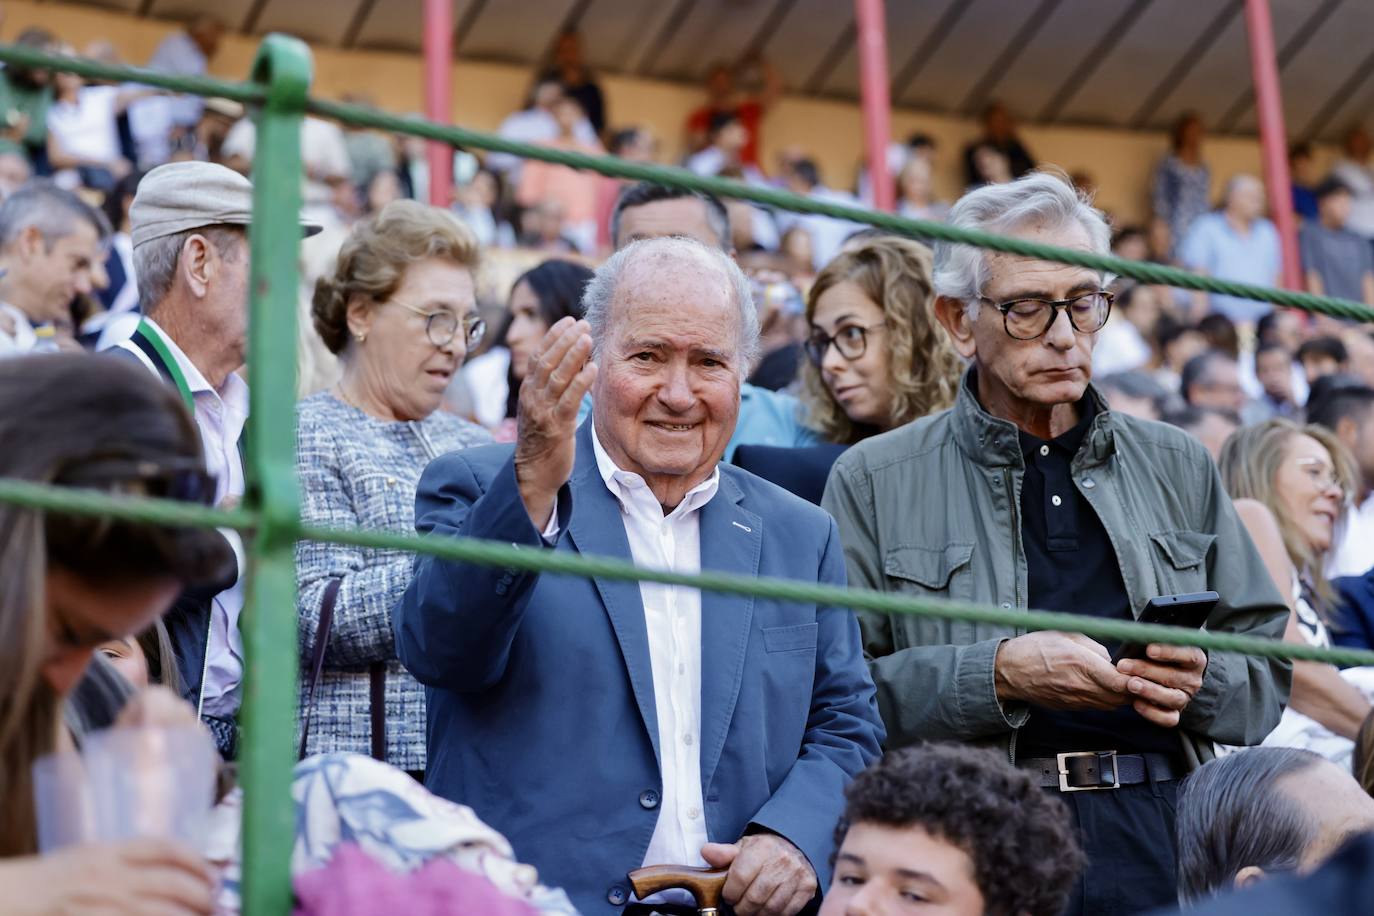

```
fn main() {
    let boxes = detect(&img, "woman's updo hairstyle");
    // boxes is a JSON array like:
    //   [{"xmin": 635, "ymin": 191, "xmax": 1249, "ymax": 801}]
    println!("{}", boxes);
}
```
[{"xmin": 312, "ymin": 199, "xmax": 481, "ymax": 355}]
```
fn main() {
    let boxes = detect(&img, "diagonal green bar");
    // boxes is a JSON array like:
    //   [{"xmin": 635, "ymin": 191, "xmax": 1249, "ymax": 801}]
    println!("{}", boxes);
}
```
[
  {"xmin": 0, "ymin": 42, "xmax": 263, "ymax": 103},
  {"xmin": 240, "ymin": 34, "xmax": 311, "ymax": 916},
  {"xmin": 2, "ymin": 477, "xmax": 1370, "ymax": 670}
]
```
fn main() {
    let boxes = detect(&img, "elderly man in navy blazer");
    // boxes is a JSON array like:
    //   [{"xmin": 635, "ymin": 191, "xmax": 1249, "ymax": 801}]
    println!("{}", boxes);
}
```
[{"xmin": 396, "ymin": 236, "xmax": 883, "ymax": 916}]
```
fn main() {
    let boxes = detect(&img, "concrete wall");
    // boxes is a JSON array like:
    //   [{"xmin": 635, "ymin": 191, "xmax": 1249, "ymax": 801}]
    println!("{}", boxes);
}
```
[{"xmin": 16, "ymin": 0, "xmax": 1338, "ymax": 225}]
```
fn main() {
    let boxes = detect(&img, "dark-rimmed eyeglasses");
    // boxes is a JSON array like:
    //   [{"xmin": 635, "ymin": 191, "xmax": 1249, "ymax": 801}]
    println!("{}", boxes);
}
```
[
  {"xmin": 979, "ymin": 290, "xmax": 1114, "ymax": 340},
  {"xmin": 391, "ymin": 299, "xmax": 487, "ymax": 349},
  {"xmin": 804, "ymin": 323, "xmax": 885, "ymax": 366}
]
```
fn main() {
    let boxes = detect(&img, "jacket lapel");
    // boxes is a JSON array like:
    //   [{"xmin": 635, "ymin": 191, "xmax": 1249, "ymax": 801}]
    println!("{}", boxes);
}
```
[
  {"xmin": 565, "ymin": 421, "xmax": 662, "ymax": 765},
  {"xmin": 697, "ymin": 470, "xmax": 761, "ymax": 793}
]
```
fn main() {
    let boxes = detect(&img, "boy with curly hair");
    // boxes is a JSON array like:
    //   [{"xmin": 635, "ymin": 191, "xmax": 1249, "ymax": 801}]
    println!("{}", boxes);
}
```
[{"xmin": 820, "ymin": 744, "xmax": 1083, "ymax": 916}]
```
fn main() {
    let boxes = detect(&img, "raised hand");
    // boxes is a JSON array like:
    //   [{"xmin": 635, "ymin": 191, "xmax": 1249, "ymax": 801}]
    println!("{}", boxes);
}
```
[{"xmin": 513, "ymin": 316, "xmax": 596, "ymax": 529}]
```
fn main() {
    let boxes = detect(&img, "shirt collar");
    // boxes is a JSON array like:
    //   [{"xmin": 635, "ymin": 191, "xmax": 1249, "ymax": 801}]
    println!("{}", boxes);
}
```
[
  {"xmin": 141, "ymin": 316, "xmax": 249, "ymax": 410},
  {"xmin": 590, "ymin": 421, "xmax": 720, "ymax": 518},
  {"xmin": 1017, "ymin": 390, "xmax": 1097, "ymax": 460}
]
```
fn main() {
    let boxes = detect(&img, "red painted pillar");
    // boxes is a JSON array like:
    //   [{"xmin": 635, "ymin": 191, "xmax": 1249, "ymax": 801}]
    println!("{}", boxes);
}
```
[
  {"xmin": 423, "ymin": 0, "xmax": 453, "ymax": 207},
  {"xmin": 854, "ymin": 0, "xmax": 893, "ymax": 212},
  {"xmin": 1244, "ymin": 0, "xmax": 1301, "ymax": 290}
]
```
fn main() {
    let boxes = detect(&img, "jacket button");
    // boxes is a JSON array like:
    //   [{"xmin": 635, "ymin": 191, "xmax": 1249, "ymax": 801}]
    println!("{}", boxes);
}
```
[
  {"xmin": 1082, "ymin": 477, "xmax": 1096, "ymax": 489},
  {"xmin": 607, "ymin": 885, "xmax": 628, "ymax": 906},
  {"xmin": 639, "ymin": 789, "xmax": 660, "ymax": 809},
  {"xmin": 1001, "ymin": 602, "xmax": 1012, "ymax": 609}
]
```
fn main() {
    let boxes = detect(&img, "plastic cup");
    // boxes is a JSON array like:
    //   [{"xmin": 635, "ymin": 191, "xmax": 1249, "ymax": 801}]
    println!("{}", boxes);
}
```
[{"xmin": 31, "ymin": 748, "xmax": 97, "ymax": 852}]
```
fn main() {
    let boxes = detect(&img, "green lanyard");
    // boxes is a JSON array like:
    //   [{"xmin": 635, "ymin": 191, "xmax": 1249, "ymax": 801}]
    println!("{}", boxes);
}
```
[{"xmin": 135, "ymin": 318, "xmax": 196, "ymax": 413}]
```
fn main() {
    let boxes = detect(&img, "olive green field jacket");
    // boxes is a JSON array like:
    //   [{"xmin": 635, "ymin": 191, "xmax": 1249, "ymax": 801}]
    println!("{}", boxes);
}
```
[{"xmin": 821, "ymin": 371, "xmax": 1292, "ymax": 767}]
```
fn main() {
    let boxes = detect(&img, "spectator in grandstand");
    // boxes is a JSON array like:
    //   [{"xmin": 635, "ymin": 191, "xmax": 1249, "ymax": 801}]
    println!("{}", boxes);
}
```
[
  {"xmin": 1254, "ymin": 343, "xmax": 1300, "ymax": 419},
  {"xmin": 823, "ymin": 173, "xmax": 1290, "ymax": 916},
  {"xmin": 1331, "ymin": 125, "xmax": 1374, "ymax": 241},
  {"xmin": 1152, "ymin": 112, "xmax": 1211, "ymax": 259},
  {"xmin": 0, "ymin": 28, "xmax": 55, "ymax": 168},
  {"xmin": 82, "ymin": 170, "xmax": 143, "ymax": 348},
  {"xmin": 1298, "ymin": 336, "xmax": 1348, "ymax": 387},
  {"xmin": 338, "ymin": 93, "xmax": 398, "ymax": 193},
  {"xmin": 0, "ymin": 353, "xmax": 231, "ymax": 910},
  {"xmin": 221, "ymin": 114, "xmax": 352, "ymax": 230},
  {"xmin": 0, "ymin": 150, "xmax": 31, "ymax": 199},
  {"xmin": 1220, "ymin": 420, "xmax": 1371, "ymax": 760},
  {"xmin": 450, "ymin": 166, "xmax": 514, "ymax": 249},
  {"xmin": 45, "ymin": 50, "xmax": 145, "ymax": 194},
  {"xmin": 1098, "ymin": 370, "xmax": 1170, "ymax": 421},
  {"xmin": 801, "ymin": 234, "xmax": 961, "ymax": 444},
  {"xmin": 295, "ymin": 201, "xmax": 490, "ymax": 773},
  {"xmin": 775, "ymin": 157, "xmax": 865, "ymax": 270},
  {"xmin": 1339, "ymin": 329, "xmax": 1374, "ymax": 389},
  {"xmin": 895, "ymin": 154, "xmax": 949, "ymax": 223},
  {"xmin": 0, "ymin": 181, "xmax": 105, "ymax": 356},
  {"xmin": 488, "ymin": 76, "xmax": 597, "ymax": 186},
  {"xmin": 105, "ymin": 162, "xmax": 321, "ymax": 758},
  {"xmin": 961, "ymin": 101, "xmax": 1035, "ymax": 187},
  {"xmin": 685, "ymin": 110, "xmax": 766, "ymax": 184},
  {"xmin": 1180, "ymin": 175, "xmax": 1281, "ymax": 325},
  {"xmin": 458, "ymin": 258, "xmax": 593, "ymax": 433},
  {"xmin": 599, "ymin": 181, "xmax": 821, "ymax": 460},
  {"xmin": 967, "ymin": 142, "xmax": 1014, "ymax": 189},
  {"xmin": 1163, "ymin": 404, "xmax": 1239, "ymax": 461},
  {"xmin": 1153, "ymin": 316, "xmax": 1207, "ymax": 395},
  {"xmin": 1290, "ymin": 143, "xmax": 1320, "ymax": 222},
  {"xmin": 1094, "ymin": 282, "xmax": 1164, "ymax": 376},
  {"xmin": 1175, "ymin": 747, "xmax": 1374, "ymax": 904},
  {"xmin": 127, "ymin": 15, "xmax": 225, "ymax": 168},
  {"xmin": 735, "ymin": 250, "xmax": 805, "ymax": 392},
  {"xmin": 592, "ymin": 126, "xmax": 656, "ymax": 252},
  {"xmin": 1301, "ymin": 178, "xmax": 1374, "ymax": 305},
  {"xmin": 169, "ymin": 97, "xmax": 241, "ymax": 166},
  {"xmin": 684, "ymin": 57, "xmax": 780, "ymax": 167},
  {"xmin": 396, "ymin": 234, "xmax": 883, "ymax": 916},
  {"xmin": 1182, "ymin": 350, "xmax": 1246, "ymax": 417},
  {"xmin": 542, "ymin": 30, "xmax": 605, "ymax": 137},
  {"xmin": 820, "ymin": 744, "xmax": 1082, "ymax": 916},
  {"xmin": 518, "ymin": 198, "xmax": 579, "ymax": 254},
  {"xmin": 1307, "ymin": 384, "xmax": 1374, "ymax": 580},
  {"xmin": 516, "ymin": 96, "xmax": 603, "ymax": 254},
  {"xmin": 1112, "ymin": 225, "xmax": 1151, "ymax": 262}
]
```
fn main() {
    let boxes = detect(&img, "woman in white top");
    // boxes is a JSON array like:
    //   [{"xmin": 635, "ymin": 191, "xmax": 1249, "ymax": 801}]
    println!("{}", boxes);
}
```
[
  {"xmin": 45, "ymin": 49, "xmax": 147, "ymax": 193},
  {"xmin": 1220, "ymin": 419, "xmax": 1373, "ymax": 762}
]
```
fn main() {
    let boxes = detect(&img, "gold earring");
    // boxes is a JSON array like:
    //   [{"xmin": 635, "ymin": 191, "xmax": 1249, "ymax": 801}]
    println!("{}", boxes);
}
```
[{"xmin": 355, "ymin": 333, "xmax": 366, "ymax": 343}]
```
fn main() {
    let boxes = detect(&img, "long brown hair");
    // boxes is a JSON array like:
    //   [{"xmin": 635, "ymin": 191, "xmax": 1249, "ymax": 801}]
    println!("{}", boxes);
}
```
[
  {"xmin": 0, "ymin": 353, "xmax": 231, "ymax": 855},
  {"xmin": 1217, "ymin": 418, "xmax": 1358, "ymax": 608},
  {"xmin": 801, "ymin": 235, "xmax": 964, "ymax": 444}
]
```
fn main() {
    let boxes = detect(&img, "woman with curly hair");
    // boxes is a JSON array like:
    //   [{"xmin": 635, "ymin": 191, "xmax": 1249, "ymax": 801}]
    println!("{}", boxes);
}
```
[{"xmin": 802, "ymin": 235, "xmax": 964, "ymax": 444}]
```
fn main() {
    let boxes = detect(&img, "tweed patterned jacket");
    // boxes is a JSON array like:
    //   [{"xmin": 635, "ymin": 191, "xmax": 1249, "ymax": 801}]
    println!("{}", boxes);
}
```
[{"xmin": 295, "ymin": 392, "xmax": 490, "ymax": 771}]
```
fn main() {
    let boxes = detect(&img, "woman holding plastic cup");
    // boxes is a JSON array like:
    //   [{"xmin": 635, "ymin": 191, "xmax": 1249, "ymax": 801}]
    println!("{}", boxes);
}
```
[{"xmin": 0, "ymin": 353, "xmax": 233, "ymax": 914}]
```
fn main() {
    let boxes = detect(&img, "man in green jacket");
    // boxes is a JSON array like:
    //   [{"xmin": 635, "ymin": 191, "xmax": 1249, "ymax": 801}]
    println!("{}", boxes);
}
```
[{"xmin": 822, "ymin": 173, "xmax": 1291, "ymax": 916}]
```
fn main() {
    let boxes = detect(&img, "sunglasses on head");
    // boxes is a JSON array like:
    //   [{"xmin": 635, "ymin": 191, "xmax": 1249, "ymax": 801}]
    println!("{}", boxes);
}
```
[{"xmin": 56, "ymin": 454, "xmax": 218, "ymax": 505}]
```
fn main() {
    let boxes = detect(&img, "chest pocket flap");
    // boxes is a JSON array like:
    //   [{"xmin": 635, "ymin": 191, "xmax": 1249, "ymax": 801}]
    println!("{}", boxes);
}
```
[
  {"xmin": 884, "ymin": 542, "xmax": 976, "ymax": 590},
  {"xmin": 1149, "ymin": 530, "xmax": 1216, "ymax": 570}
]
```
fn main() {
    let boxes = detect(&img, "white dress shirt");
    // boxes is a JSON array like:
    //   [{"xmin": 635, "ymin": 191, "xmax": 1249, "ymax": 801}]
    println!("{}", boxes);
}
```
[
  {"xmin": 115, "ymin": 318, "xmax": 248, "ymax": 717},
  {"xmin": 556, "ymin": 426, "xmax": 720, "ymax": 896},
  {"xmin": 0, "ymin": 302, "xmax": 39, "ymax": 356}
]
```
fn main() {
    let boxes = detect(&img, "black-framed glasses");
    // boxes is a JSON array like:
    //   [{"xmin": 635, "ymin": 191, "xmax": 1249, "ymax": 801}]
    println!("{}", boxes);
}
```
[
  {"xmin": 979, "ymin": 290, "xmax": 1114, "ymax": 340},
  {"xmin": 391, "ymin": 299, "xmax": 487, "ymax": 349},
  {"xmin": 804, "ymin": 323, "xmax": 886, "ymax": 366}
]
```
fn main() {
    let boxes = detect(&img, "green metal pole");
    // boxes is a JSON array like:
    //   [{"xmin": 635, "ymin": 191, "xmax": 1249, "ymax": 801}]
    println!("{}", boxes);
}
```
[{"xmin": 239, "ymin": 34, "xmax": 311, "ymax": 916}]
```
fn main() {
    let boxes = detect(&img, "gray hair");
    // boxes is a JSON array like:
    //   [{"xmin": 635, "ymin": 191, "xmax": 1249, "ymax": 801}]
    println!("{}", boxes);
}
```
[
  {"xmin": 582, "ymin": 235, "xmax": 759, "ymax": 370},
  {"xmin": 933, "ymin": 172, "xmax": 1111, "ymax": 318},
  {"xmin": 134, "ymin": 224, "xmax": 245, "ymax": 313},
  {"xmin": 1176, "ymin": 747, "xmax": 1323, "ymax": 903},
  {"xmin": 0, "ymin": 179, "xmax": 107, "ymax": 253}
]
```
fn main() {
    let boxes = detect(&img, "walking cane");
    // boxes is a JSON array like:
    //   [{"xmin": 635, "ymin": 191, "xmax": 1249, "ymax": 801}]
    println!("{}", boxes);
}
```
[{"xmin": 627, "ymin": 865, "xmax": 729, "ymax": 916}]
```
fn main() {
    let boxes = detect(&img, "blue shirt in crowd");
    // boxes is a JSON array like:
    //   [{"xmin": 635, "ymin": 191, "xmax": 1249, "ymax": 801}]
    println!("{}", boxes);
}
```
[{"xmin": 1180, "ymin": 211, "xmax": 1282, "ymax": 324}]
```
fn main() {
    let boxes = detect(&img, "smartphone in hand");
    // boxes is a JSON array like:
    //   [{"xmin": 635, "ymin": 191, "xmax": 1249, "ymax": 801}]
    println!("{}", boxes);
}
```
[{"xmin": 1112, "ymin": 591, "xmax": 1219, "ymax": 663}]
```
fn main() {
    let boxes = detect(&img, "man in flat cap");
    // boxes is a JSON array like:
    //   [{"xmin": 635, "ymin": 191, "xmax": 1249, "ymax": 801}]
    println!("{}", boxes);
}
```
[{"xmin": 103, "ymin": 160, "xmax": 319, "ymax": 757}]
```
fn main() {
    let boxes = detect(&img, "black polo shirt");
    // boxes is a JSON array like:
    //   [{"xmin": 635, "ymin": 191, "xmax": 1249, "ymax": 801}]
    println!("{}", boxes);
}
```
[{"xmin": 1014, "ymin": 394, "xmax": 1177, "ymax": 757}]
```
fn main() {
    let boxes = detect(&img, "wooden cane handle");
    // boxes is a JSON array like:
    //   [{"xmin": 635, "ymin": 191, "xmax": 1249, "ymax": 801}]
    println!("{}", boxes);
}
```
[{"xmin": 627, "ymin": 864, "xmax": 729, "ymax": 909}]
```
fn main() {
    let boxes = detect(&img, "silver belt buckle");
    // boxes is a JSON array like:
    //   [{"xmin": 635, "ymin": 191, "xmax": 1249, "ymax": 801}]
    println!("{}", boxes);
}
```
[{"xmin": 1057, "ymin": 750, "xmax": 1120, "ymax": 792}]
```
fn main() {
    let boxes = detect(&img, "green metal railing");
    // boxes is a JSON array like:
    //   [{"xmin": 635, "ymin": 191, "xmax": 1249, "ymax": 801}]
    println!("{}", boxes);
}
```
[{"xmin": 3, "ymin": 37, "xmax": 1373, "ymax": 915}]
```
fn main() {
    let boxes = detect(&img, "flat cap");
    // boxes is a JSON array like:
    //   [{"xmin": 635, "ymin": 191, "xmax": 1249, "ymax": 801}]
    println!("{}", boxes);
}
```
[{"xmin": 130, "ymin": 160, "xmax": 323, "ymax": 248}]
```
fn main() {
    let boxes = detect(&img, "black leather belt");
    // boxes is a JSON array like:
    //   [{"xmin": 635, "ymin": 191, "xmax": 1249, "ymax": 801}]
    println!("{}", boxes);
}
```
[{"xmin": 1021, "ymin": 751, "xmax": 1181, "ymax": 792}]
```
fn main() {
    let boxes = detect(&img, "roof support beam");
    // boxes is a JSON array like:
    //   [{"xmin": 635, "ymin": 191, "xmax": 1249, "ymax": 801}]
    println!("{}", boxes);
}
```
[
  {"xmin": 959, "ymin": 0, "xmax": 1061, "ymax": 115},
  {"xmin": 1216, "ymin": 0, "xmax": 1341, "ymax": 132},
  {"xmin": 1037, "ymin": 0, "xmax": 1153, "ymax": 123},
  {"xmin": 1129, "ymin": 0, "xmax": 1242, "ymax": 129},
  {"xmin": 889, "ymin": 0, "xmax": 968, "ymax": 104}
]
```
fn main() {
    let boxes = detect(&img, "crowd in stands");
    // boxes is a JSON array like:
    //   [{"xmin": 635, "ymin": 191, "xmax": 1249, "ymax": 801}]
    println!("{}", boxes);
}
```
[{"xmin": 9, "ymin": 13, "xmax": 1374, "ymax": 916}]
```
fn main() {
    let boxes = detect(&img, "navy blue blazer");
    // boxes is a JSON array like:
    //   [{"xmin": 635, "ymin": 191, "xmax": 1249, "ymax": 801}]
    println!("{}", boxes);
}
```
[{"xmin": 395, "ymin": 421, "xmax": 884, "ymax": 915}]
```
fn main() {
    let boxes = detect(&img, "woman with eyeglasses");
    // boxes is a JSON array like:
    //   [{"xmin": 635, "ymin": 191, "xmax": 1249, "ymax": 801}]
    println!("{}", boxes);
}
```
[
  {"xmin": 1219, "ymin": 419, "xmax": 1374, "ymax": 762},
  {"xmin": 801, "ymin": 234, "xmax": 964, "ymax": 444},
  {"xmin": 0, "ymin": 353, "xmax": 233, "ymax": 913},
  {"xmin": 297, "ymin": 200, "xmax": 491, "ymax": 777}
]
